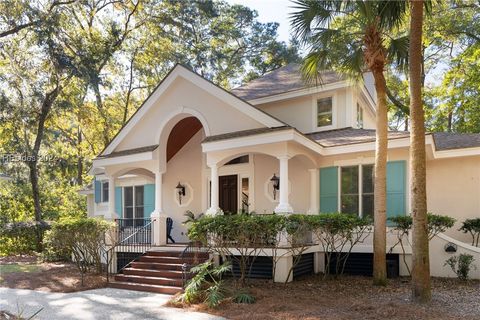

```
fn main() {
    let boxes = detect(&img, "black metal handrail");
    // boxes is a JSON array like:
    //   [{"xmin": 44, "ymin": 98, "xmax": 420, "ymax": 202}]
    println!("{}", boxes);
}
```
[
  {"xmin": 180, "ymin": 240, "xmax": 207, "ymax": 286},
  {"xmin": 103, "ymin": 218, "xmax": 155, "ymax": 282}
]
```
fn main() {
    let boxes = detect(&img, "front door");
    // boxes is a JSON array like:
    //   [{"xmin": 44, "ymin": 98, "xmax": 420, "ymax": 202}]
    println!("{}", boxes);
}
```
[{"xmin": 219, "ymin": 175, "xmax": 238, "ymax": 214}]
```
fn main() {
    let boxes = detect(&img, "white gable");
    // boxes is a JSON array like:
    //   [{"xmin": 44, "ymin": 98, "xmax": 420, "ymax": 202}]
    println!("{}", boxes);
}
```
[{"xmin": 104, "ymin": 65, "xmax": 284, "ymax": 155}]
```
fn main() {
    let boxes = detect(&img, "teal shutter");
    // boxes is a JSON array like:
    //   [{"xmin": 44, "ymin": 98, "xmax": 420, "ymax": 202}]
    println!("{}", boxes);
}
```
[
  {"xmin": 115, "ymin": 187, "xmax": 123, "ymax": 217},
  {"xmin": 320, "ymin": 166, "xmax": 338, "ymax": 213},
  {"xmin": 144, "ymin": 184, "xmax": 155, "ymax": 218},
  {"xmin": 94, "ymin": 179, "xmax": 101, "ymax": 203},
  {"xmin": 386, "ymin": 160, "xmax": 407, "ymax": 220}
]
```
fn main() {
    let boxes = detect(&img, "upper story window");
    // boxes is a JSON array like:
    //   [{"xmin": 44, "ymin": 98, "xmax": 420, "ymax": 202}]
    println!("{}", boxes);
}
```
[
  {"xmin": 317, "ymin": 97, "xmax": 333, "ymax": 127},
  {"xmin": 101, "ymin": 181, "xmax": 109, "ymax": 203},
  {"xmin": 356, "ymin": 103, "xmax": 364, "ymax": 128}
]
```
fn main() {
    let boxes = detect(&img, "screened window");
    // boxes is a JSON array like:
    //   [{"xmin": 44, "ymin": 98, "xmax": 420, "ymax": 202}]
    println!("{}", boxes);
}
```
[
  {"xmin": 101, "ymin": 181, "xmax": 109, "ymax": 203},
  {"xmin": 341, "ymin": 166, "xmax": 359, "ymax": 215},
  {"xmin": 317, "ymin": 97, "xmax": 333, "ymax": 127},
  {"xmin": 340, "ymin": 164, "xmax": 374, "ymax": 218},
  {"xmin": 362, "ymin": 165, "xmax": 374, "ymax": 219},
  {"xmin": 124, "ymin": 186, "xmax": 144, "ymax": 226},
  {"xmin": 356, "ymin": 103, "xmax": 364, "ymax": 128}
]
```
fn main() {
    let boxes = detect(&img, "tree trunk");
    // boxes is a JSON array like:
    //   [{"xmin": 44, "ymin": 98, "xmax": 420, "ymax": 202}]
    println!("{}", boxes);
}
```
[
  {"xmin": 409, "ymin": 0, "xmax": 431, "ymax": 303},
  {"xmin": 372, "ymin": 69, "xmax": 388, "ymax": 286}
]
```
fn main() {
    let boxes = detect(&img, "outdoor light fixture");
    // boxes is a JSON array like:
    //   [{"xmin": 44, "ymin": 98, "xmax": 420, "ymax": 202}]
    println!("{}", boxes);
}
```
[
  {"xmin": 444, "ymin": 242, "xmax": 457, "ymax": 253},
  {"xmin": 270, "ymin": 174, "xmax": 280, "ymax": 200},
  {"xmin": 176, "ymin": 182, "xmax": 186, "ymax": 204}
]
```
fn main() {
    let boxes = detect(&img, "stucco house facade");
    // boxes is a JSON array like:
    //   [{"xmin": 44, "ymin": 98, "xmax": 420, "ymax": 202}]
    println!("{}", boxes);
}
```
[{"xmin": 84, "ymin": 64, "xmax": 480, "ymax": 287}]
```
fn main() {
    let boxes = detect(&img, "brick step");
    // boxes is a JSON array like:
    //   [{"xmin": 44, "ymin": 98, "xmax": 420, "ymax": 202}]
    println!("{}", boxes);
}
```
[
  {"xmin": 130, "ymin": 261, "xmax": 185, "ymax": 271},
  {"xmin": 138, "ymin": 255, "xmax": 207, "ymax": 264},
  {"xmin": 114, "ymin": 274, "xmax": 183, "ymax": 287},
  {"xmin": 123, "ymin": 267, "xmax": 190, "ymax": 279},
  {"xmin": 110, "ymin": 281, "xmax": 183, "ymax": 295},
  {"xmin": 145, "ymin": 251, "xmax": 209, "ymax": 259}
]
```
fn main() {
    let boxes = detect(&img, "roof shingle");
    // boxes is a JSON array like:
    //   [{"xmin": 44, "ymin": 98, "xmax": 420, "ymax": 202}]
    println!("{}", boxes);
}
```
[{"xmin": 231, "ymin": 64, "xmax": 343, "ymax": 101}]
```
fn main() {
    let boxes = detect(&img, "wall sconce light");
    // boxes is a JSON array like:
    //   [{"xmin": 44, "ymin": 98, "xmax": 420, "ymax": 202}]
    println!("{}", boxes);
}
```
[
  {"xmin": 176, "ymin": 182, "xmax": 186, "ymax": 205},
  {"xmin": 444, "ymin": 242, "xmax": 457, "ymax": 253},
  {"xmin": 270, "ymin": 174, "xmax": 280, "ymax": 200}
]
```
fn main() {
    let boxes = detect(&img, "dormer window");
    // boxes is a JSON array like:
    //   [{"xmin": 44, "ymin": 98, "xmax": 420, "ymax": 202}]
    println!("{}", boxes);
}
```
[
  {"xmin": 356, "ymin": 103, "xmax": 364, "ymax": 129},
  {"xmin": 317, "ymin": 97, "xmax": 333, "ymax": 127}
]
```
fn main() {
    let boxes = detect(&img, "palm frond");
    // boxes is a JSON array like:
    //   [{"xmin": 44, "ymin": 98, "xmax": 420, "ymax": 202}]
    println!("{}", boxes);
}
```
[
  {"xmin": 387, "ymin": 35, "xmax": 409, "ymax": 73},
  {"xmin": 210, "ymin": 261, "xmax": 232, "ymax": 277},
  {"xmin": 204, "ymin": 282, "xmax": 225, "ymax": 308},
  {"xmin": 377, "ymin": 1, "xmax": 408, "ymax": 30}
]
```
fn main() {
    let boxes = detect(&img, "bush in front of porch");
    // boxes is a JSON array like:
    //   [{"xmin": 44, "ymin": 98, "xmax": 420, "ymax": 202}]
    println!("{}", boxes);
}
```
[{"xmin": 186, "ymin": 212, "xmax": 372, "ymax": 284}]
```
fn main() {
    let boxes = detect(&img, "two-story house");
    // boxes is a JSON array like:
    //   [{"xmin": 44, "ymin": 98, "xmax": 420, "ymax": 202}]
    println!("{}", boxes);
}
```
[{"xmin": 84, "ymin": 64, "xmax": 480, "ymax": 290}]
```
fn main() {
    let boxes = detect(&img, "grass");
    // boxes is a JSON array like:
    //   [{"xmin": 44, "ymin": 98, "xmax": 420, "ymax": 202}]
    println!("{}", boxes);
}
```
[{"xmin": 0, "ymin": 264, "xmax": 41, "ymax": 274}]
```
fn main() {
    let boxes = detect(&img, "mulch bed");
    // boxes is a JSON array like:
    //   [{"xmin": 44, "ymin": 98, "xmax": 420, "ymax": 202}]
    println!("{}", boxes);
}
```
[
  {"xmin": 0, "ymin": 255, "xmax": 107, "ymax": 293},
  {"xmin": 189, "ymin": 275, "xmax": 480, "ymax": 320}
]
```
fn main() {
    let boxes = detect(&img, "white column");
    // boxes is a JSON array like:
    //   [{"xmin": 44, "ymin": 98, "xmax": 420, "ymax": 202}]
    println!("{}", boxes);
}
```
[
  {"xmin": 108, "ymin": 176, "xmax": 116, "ymax": 219},
  {"xmin": 307, "ymin": 168, "xmax": 319, "ymax": 214},
  {"xmin": 206, "ymin": 164, "xmax": 222, "ymax": 215},
  {"xmin": 151, "ymin": 171, "xmax": 166, "ymax": 245},
  {"xmin": 274, "ymin": 155, "xmax": 293, "ymax": 214}
]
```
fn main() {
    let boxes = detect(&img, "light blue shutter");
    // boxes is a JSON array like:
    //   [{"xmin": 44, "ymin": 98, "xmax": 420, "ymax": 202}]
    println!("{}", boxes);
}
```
[
  {"xmin": 144, "ymin": 184, "xmax": 155, "ymax": 218},
  {"xmin": 320, "ymin": 166, "xmax": 338, "ymax": 213},
  {"xmin": 387, "ymin": 160, "xmax": 407, "ymax": 219},
  {"xmin": 94, "ymin": 178, "xmax": 101, "ymax": 203},
  {"xmin": 115, "ymin": 187, "xmax": 123, "ymax": 217}
]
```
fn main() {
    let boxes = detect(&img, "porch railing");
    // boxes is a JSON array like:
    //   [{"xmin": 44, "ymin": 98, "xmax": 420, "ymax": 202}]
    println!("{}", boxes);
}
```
[
  {"xmin": 115, "ymin": 218, "xmax": 152, "ymax": 244},
  {"xmin": 103, "ymin": 218, "xmax": 155, "ymax": 282}
]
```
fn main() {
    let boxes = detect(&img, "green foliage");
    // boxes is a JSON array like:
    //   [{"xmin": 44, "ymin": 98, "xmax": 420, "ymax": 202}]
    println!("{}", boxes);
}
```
[
  {"xmin": 47, "ymin": 217, "xmax": 114, "ymax": 284},
  {"xmin": 0, "ymin": 221, "xmax": 50, "ymax": 256},
  {"xmin": 233, "ymin": 291, "xmax": 256, "ymax": 304},
  {"xmin": 388, "ymin": 213, "xmax": 455, "ymax": 240},
  {"xmin": 459, "ymin": 218, "xmax": 480, "ymax": 247},
  {"xmin": 179, "ymin": 260, "xmax": 231, "ymax": 308},
  {"xmin": 444, "ymin": 253, "xmax": 476, "ymax": 281}
]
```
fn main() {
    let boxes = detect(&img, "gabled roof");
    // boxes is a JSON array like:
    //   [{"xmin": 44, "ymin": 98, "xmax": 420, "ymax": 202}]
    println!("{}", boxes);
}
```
[
  {"xmin": 231, "ymin": 63, "xmax": 344, "ymax": 101},
  {"xmin": 101, "ymin": 64, "xmax": 285, "ymax": 156}
]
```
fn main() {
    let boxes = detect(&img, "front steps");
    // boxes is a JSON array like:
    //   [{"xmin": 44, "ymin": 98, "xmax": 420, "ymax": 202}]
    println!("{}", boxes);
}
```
[{"xmin": 110, "ymin": 250, "xmax": 208, "ymax": 295}]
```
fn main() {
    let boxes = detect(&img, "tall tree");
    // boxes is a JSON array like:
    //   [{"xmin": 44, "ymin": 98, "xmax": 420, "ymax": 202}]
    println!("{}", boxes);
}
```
[
  {"xmin": 291, "ymin": 0, "xmax": 408, "ymax": 285},
  {"xmin": 409, "ymin": 0, "xmax": 431, "ymax": 303}
]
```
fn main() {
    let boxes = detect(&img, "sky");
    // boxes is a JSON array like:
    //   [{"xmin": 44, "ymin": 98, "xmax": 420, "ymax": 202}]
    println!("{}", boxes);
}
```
[{"xmin": 225, "ymin": 0, "xmax": 294, "ymax": 43}]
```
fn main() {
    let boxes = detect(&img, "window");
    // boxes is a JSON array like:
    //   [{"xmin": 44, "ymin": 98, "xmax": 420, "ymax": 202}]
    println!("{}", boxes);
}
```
[
  {"xmin": 317, "ymin": 97, "xmax": 333, "ymax": 127},
  {"xmin": 356, "ymin": 103, "xmax": 364, "ymax": 128},
  {"xmin": 101, "ymin": 181, "xmax": 109, "ymax": 203},
  {"xmin": 341, "ymin": 166, "xmax": 359, "ymax": 215},
  {"xmin": 225, "ymin": 155, "xmax": 249, "ymax": 165},
  {"xmin": 340, "ymin": 164, "xmax": 374, "ymax": 218},
  {"xmin": 241, "ymin": 177, "xmax": 249, "ymax": 213},
  {"xmin": 124, "ymin": 186, "xmax": 144, "ymax": 226}
]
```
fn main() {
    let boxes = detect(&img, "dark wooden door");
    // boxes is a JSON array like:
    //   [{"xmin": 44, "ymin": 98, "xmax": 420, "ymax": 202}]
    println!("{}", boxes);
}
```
[{"xmin": 219, "ymin": 175, "xmax": 238, "ymax": 214}]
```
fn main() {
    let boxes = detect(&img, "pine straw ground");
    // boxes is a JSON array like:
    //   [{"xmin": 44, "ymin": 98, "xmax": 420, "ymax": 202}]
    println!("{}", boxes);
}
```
[
  {"xmin": 177, "ymin": 275, "xmax": 480, "ymax": 320},
  {"xmin": 0, "ymin": 255, "xmax": 106, "ymax": 293}
]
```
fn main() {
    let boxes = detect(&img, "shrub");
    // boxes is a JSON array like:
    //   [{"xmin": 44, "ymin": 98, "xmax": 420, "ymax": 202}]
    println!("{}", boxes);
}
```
[
  {"xmin": 310, "ymin": 213, "xmax": 371, "ymax": 277},
  {"xmin": 0, "ymin": 220, "xmax": 50, "ymax": 255},
  {"xmin": 389, "ymin": 213, "xmax": 455, "ymax": 275},
  {"xmin": 47, "ymin": 217, "xmax": 114, "ymax": 285},
  {"xmin": 178, "ymin": 260, "xmax": 231, "ymax": 308},
  {"xmin": 459, "ymin": 218, "xmax": 480, "ymax": 247},
  {"xmin": 444, "ymin": 253, "xmax": 476, "ymax": 280}
]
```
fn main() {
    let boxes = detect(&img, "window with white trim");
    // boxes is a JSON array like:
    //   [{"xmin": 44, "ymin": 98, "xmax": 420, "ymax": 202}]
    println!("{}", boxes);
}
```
[
  {"xmin": 101, "ymin": 181, "xmax": 109, "ymax": 203},
  {"xmin": 356, "ymin": 103, "xmax": 364, "ymax": 128},
  {"xmin": 317, "ymin": 97, "xmax": 333, "ymax": 127},
  {"xmin": 340, "ymin": 164, "xmax": 374, "ymax": 218},
  {"xmin": 124, "ymin": 185, "xmax": 144, "ymax": 226}
]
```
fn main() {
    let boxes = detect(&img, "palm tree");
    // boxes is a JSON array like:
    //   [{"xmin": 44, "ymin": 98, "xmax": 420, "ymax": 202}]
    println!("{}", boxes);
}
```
[
  {"xmin": 408, "ymin": 0, "xmax": 431, "ymax": 303},
  {"xmin": 291, "ymin": 0, "xmax": 408, "ymax": 285}
]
